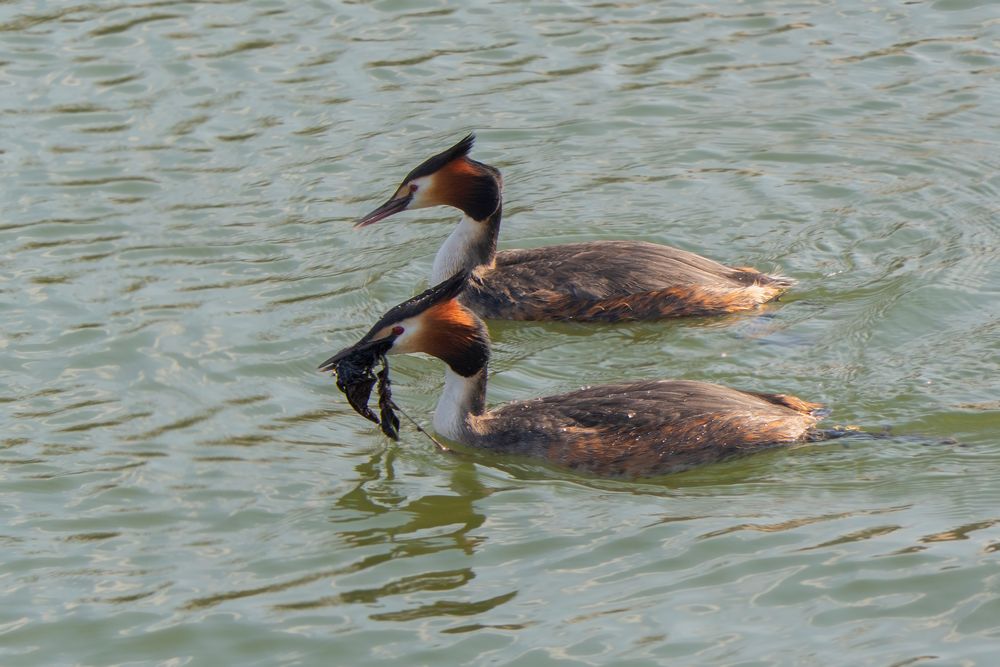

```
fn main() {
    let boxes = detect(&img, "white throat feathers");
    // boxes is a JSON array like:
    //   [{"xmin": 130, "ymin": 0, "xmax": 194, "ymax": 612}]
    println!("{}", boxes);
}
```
[
  {"xmin": 432, "ymin": 214, "xmax": 486, "ymax": 283},
  {"xmin": 433, "ymin": 366, "xmax": 487, "ymax": 442}
]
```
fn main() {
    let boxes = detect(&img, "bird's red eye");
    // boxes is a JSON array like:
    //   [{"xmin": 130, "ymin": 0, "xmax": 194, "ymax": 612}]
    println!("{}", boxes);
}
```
[
  {"xmin": 392, "ymin": 326, "xmax": 404, "ymax": 336},
  {"xmin": 409, "ymin": 183, "xmax": 418, "ymax": 193}
]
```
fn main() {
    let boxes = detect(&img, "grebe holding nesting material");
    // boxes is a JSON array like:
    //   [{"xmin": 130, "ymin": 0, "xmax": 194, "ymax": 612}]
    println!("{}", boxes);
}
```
[{"xmin": 321, "ymin": 273, "xmax": 829, "ymax": 478}]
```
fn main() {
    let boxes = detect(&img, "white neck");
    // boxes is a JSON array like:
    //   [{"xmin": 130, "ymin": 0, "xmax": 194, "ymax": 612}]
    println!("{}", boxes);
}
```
[
  {"xmin": 433, "ymin": 367, "xmax": 486, "ymax": 443},
  {"xmin": 431, "ymin": 214, "xmax": 483, "ymax": 283}
]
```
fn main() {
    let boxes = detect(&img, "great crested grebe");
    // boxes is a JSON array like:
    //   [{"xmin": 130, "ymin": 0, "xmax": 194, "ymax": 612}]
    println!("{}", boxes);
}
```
[
  {"xmin": 320, "ymin": 272, "xmax": 829, "ymax": 478},
  {"xmin": 353, "ymin": 134, "xmax": 794, "ymax": 322}
]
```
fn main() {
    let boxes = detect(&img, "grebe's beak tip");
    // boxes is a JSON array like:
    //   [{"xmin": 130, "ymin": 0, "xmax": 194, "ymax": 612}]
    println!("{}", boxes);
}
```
[
  {"xmin": 353, "ymin": 194, "xmax": 411, "ymax": 229},
  {"xmin": 318, "ymin": 335, "xmax": 397, "ymax": 373},
  {"xmin": 318, "ymin": 345, "xmax": 352, "ymax": 372}
]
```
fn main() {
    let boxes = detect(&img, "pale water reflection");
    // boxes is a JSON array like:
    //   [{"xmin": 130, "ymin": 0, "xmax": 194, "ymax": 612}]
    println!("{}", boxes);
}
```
[{"xmin": 2, "ymin": 0, "xmax": 999, "ymax": 665}]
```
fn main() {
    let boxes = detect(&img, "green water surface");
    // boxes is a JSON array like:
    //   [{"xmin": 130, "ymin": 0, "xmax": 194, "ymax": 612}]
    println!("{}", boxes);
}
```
[{"xmin": 2, "ymin": 1, "xmax": 999, "ymax": 665}]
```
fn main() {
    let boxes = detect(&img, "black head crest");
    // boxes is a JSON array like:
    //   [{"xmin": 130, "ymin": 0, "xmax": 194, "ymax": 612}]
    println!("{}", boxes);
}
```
[
  {"xmin": 317, "ymin": 271, "xmax": 470, "ymax": 373},
  {"xmin": 403, "ymin": 133, "xmax": 476, "ymax": 183},
  {"xmin": 359, "ymin": 270, "xmax": 470, "ymax": 345},
  {"xmin": 318, "ymin": 271, "xmax": 472, "ymax": 440}
]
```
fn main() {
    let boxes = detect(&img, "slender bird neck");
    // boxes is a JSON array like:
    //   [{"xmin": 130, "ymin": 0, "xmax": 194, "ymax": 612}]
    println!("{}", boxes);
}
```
[
  {"xmin": 431, "ymin": 201, "xmax": 502, "ymax": 283},
  {"xmin": 433, "ymin": 366, "xmax": 488, "ymax": 443}
]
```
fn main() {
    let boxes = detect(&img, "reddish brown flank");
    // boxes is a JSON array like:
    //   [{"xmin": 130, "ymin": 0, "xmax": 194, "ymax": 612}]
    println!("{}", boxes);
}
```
[
  {"xmin": 542, "ymin": 409, "xmax": 819, "ymax": 477},
  {"xmin": 465, "ymin": 252, "xmax": 793, "ymax": 322},
  {"xmin": 750, "ymin": 392, "xmax": 824, "ymax": 415},
  {"xmin": 472, "ymin": 379, "xmax": 825, "ymax": 478},
  {"xmin": 567, "ymin": 281, "xmax": 787, "ymax": 322}
]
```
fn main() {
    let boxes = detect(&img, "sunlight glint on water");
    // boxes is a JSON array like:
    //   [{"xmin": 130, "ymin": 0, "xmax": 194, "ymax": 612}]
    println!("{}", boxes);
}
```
[{"xmin": 1, "ymin": 1, "xmax": 999, "ymax": 665}]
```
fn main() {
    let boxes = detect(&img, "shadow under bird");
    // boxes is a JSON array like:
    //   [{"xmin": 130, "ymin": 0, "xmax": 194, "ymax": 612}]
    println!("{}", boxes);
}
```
[
  {"xmin": 320, "ymin": 272, "xmax": 833, "ymax": 478},
  {"xmin": 354, "ymin": 134, "xmax": 794, "ymax": 322}
]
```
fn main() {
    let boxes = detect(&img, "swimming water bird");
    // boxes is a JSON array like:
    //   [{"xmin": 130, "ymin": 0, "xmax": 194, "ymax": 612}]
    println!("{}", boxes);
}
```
[
  {"xmin": 354, "ymin": 134, "xmax": 794, "ymax": 322},
  {"xmin": 320, "ymin": 273, "xmax": 829, "ymax": 478}
]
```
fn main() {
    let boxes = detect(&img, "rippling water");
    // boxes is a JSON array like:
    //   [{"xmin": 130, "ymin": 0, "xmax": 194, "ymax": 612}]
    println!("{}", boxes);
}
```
[{"xmin": 2, "ymin": 1, "xmax": 999, "ymax": 665}]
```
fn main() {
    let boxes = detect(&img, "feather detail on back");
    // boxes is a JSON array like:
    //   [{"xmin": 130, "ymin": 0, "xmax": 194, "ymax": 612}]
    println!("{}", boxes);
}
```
[
  {"xmin": 465, "ymin": 241, "xmax": 793, "ymax": 321},
  {"xmin": 469, "ymin": 379, "xmax": 822, "ymax": 477}
]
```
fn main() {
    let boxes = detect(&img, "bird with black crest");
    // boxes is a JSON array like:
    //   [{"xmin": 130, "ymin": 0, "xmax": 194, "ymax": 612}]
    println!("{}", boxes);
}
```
[{"xmin": 321, "ymin": 272, "xmax": 837, "ymax": 478}]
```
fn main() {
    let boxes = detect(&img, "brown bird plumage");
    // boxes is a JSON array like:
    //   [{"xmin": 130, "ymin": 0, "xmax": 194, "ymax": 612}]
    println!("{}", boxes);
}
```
[
  {"xmin": 477, "ymin": 379, "xmax": 822, "ymax": 477},
  {"xmin": 468, "ymin": 240, "xmax": 792, "ymax": 321},
  {"xmin": 354, "ymin": 134, "xmax": 794, "ymax": 322},
  {"xmin": 323, "ymin": 273, "xmax": 828, "ymax": 478}
]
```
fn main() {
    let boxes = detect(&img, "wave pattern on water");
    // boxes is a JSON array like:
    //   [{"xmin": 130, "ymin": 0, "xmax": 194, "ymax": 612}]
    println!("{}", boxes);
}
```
[{"xmin": 1, "ymin": 0, "xmax": 999, "ymax": 665}]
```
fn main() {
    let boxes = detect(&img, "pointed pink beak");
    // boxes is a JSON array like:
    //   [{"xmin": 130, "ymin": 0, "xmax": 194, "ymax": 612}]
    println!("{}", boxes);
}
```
[{"xmin": 353, "ymin": 194, "xmax": 413, "ymax": 228}]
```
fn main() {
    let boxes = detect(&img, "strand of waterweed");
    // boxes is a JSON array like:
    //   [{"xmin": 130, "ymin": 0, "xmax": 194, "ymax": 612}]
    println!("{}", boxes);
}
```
[
  {"xmin": 388, "ymin": 399, "xmax": 451, "ymax": 452},
  {"xmin": 332, "ymin": 345, "xmax": 449, "ymax": 450},
  {"xmin": 375, "ymin": 355, "xmax": 399, "ymax": 439},
  {"xmin": 376, "ymin": 353, "xmax": 449, "ymax": 451}
]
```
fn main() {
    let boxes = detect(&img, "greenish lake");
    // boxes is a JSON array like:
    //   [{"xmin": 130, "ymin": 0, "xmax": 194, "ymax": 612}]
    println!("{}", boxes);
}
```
[{"xmin": 2, "ymin": 1, "xmax": 999, "ymax": 665}]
